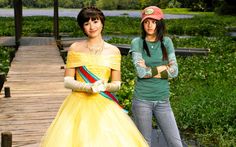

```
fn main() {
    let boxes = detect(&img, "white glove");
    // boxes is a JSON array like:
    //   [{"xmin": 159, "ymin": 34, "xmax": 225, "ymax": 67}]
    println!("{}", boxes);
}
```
[
  {"xmin": 64, "ymin": 76, "xmax": 92, "ymax": 92},
  {"xmin": 91, "ymin": 80, "xmax": 106, "ymax": 93},
  {"xmin": 105, "ymin": 81, "xmax": 121, "ymax": 92},
  {"xmin": 91, "ymin": 80, "xmax": 121, "ymax": 93}
]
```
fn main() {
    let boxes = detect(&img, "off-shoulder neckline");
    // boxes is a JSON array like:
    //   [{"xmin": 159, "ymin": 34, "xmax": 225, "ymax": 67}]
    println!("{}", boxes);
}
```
[{"xmin": 68, "ymin": 50, "xmax": 121, "ymax": 57}]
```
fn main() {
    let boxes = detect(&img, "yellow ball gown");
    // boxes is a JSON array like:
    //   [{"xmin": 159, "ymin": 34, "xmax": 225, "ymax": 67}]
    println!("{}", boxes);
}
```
[{"xmin": 40, "ymin": 51, "xmax": 148, "ymax": 147}]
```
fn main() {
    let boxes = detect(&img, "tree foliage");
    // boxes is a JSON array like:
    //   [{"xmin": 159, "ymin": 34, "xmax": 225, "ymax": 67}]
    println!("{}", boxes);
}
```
[
  {"xmin": 0, "ymin": 0, "xmax": 235, "ymax": 14},
  {"xmin": 0, "ymin": 0, "xmax": 8, "ymax": 7},
  {"xmin": 97, "ymin": 0, "xmax": 119, "ymax": 9}
]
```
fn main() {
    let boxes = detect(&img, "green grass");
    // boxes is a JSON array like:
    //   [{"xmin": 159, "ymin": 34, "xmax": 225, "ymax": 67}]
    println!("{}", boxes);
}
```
[
  {"xmin": 163, "ymin": 8, "xmax": 214, "ymax": 15},
  {"xmin": 1, "ymin": 13, "xmax": 236, "ymax": 38}
]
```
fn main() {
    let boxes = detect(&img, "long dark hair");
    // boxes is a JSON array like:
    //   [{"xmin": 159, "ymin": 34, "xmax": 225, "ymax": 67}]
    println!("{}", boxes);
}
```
[
  {"xmin": 141, "ymin": 19, "xmax": 168, "ymax": 60},
  {"xmin": 77, "ymin": 6, "xmax": 105, "ymax": 36}
]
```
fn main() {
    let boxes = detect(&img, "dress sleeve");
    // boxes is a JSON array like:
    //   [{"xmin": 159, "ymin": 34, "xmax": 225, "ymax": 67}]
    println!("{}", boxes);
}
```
[
  {"xmin": 66, "ymin": 51, "xmax": 84, "ymax": 68},
  {"xmin": 107, "ymin": 55, "xmax": 121, "ymax": 71}
]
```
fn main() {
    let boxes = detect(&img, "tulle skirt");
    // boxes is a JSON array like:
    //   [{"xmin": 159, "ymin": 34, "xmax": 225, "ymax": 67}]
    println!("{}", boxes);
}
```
[{"xmin": 40, "ymin": 92, "xmax": 148, "ymax": 147}]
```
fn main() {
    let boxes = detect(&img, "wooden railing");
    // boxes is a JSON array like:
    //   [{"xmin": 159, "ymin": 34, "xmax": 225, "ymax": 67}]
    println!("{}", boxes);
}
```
[
  {"xmin": 114, "ymin": 44, "xmax": 210, "ymax": 56},
  {"xmin": 57, "ymin": 39, "xmax": 210, "ymax": 57}
]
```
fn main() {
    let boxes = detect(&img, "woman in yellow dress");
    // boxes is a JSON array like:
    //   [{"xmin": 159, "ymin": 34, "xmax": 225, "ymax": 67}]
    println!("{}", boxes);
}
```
[{"xmin": 40, "ymin": 6, "xmax": 148, "ymax": 147}]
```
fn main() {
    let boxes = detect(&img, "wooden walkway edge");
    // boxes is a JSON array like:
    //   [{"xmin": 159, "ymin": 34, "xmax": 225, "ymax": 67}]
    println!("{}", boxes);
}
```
[
  {"xmin": 58, "ymin": 38, "xmax": 210, "ymax": 56},
  {"xmin": 0, "ymin": 37, "xmax": 70, "ymax": 147}
]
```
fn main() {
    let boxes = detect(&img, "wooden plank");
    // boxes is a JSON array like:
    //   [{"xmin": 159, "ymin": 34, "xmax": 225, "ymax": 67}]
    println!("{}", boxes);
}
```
[
  {"xmin": 0, "ymin": 37, "xmax": 16, "ymax": 47},
  {"xmin": 0, "ymin": 37, "xmax": 70, "ymax": 147}
]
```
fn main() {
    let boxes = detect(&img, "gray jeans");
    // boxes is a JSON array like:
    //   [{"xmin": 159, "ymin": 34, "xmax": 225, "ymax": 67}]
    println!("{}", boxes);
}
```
[{"xmin": 132, "ymin": 98, "xmax": 183, "ymax": 147}]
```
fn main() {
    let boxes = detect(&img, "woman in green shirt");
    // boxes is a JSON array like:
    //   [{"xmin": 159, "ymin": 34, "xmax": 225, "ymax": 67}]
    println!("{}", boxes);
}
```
[{"xmin": 130, "ymin": 6, "xmax": 183, "ymax": 147}]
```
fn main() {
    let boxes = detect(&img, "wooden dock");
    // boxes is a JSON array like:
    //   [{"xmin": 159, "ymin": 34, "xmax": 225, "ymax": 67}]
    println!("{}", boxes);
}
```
[{"xmin": 0, "ymin": 37, "xmax": 70, "ymax": 147}]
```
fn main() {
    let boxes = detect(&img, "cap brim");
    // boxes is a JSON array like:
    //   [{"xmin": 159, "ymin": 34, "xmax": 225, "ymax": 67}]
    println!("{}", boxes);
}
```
[{"xmin": 141, "ymin": 16, "xmax": 162, "ymax": 23}]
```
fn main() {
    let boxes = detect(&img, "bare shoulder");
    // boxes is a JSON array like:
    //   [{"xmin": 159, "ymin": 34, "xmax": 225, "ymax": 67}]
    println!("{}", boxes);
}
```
[
  {"xmin": 68, "ymin": 40, "xmax": 86, "ymax": 52},
  {"xmin": 103, "ymin": 42, "xmax": 121, "ymax": 56}
]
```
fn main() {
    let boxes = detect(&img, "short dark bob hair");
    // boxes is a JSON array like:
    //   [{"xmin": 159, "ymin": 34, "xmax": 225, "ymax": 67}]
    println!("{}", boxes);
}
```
[{"xmin": 77, "ymin": 6, "xmax": 105, "ymax": 35}]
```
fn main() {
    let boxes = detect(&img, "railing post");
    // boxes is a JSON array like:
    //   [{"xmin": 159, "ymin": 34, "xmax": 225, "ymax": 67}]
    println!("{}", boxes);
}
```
[
  {"xmin": 1, "ymin": 132, "xmax": 12, "ymax": 147},
  {"xmin": 0, "ymin": 73, "xmax": 5, "ymax": 92},
  {"xmin": 4, "ymin": 87, "xmax": 11, "ymax": 98},
  {"xmin": 54, "ymin": 0, "xmax": 59, "ymax": 40},
  {"xmin": 13, "ymin": 0, "xmax": 22, "ymax": 46}
]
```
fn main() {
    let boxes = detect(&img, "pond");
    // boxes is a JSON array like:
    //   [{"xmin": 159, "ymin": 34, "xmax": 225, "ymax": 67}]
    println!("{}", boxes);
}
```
[{"xmin": 0, "ymin": 8, "xmax": 194, "ymax": 19}]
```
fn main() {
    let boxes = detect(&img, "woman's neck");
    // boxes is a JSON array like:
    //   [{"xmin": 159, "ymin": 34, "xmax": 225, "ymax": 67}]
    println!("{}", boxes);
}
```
[
  {"xmin": 145, "ymin": 35, "xmax": 157, "ymax": 42},
  {"xmin": 86, "ymin": 35, "xmax": 104, "ymax": 55},
  {"xmin": 87, "ymin": 35, "xmax": 103, "ymax": 45}
]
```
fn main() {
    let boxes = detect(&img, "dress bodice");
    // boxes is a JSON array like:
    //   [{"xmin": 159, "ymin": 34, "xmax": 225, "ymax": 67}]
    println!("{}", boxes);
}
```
[{"xmin": 66, "ymin": 51, "xmax": 121, "ymax": 82}]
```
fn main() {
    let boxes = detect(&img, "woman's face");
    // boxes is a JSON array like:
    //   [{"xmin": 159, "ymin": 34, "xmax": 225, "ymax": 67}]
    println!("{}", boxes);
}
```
[
  {"xmin": 143, "ymin": 18, "xmax": 157, "ymax": 36},
  {"xmin": 83, "ymin": 18, "xmax": 103, "ymax": 38}
]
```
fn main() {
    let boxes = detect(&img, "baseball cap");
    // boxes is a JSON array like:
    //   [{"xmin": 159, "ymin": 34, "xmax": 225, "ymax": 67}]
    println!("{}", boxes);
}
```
[{"xmin": 141, "ymin": 6, "xmax": 164, "ymax": 23}]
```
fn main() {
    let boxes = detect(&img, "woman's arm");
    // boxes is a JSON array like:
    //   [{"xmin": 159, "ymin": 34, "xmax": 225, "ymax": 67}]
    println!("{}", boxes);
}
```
[
  {"xmin": 131, "ymin": 37, "xmax": 178, "ymax": 79},
  {"xmin": 64, "ymin": 68, "xmax": 93, "ymax": 92},
  {"xmin": 104, "ymin": 69, "xmax": 121, "ymax": 92},
  {"xmin": 132, "ymin": 51, "xmax": 178, "ymax": 79},
  {"xmin": 155, "ymin": 37, "xmax": 178, "ymax": 79},
  {"xmin": 153, "ymin": 52, "xmax": 178, "ymax": 79},
  {"xmin": 132, "ymin": 52, "xmax": 152, "ymax": 78},
  {"xmin": 166, "ymin": 52, "xmax": 178, "ymax": 78}
]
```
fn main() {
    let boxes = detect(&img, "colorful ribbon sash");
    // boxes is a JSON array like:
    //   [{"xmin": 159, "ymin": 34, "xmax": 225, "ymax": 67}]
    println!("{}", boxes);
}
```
[{"xmin": 77, "ymin": 66, "xmax": 122, "ymax": 108}]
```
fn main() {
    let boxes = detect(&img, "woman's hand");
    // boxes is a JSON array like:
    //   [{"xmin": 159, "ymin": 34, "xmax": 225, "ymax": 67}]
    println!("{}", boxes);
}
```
[
  {"xmin": 91, "ymin": 80, "xmax": 106, "ymax": 93},
  {"xmin": 153, "ymin": 65, "xmax": 168, "ymax": 79}
]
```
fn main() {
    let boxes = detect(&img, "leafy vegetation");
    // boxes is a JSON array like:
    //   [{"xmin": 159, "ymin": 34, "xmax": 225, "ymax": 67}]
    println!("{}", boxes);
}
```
[
  {"xmin": 171, "ymin": 37, "xmax": 236, "ymax": 146},
  {"xmin": 1, "ymin": 13, "xmax": 236, "ymax": 37},
  {"xmin": 110, "ymin": 35, "xmax": 236, "ymax": 146},
  {"xmin": 0, "ymin": 17, "xmax": 14, "ymax": 36},
  {"xmin": 163, "ymin": 8, "xmax": 213, "ymax": 14},
  {"xmin": 0, "ymin": 46, "xmax": 15, "ymax": 75}
]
